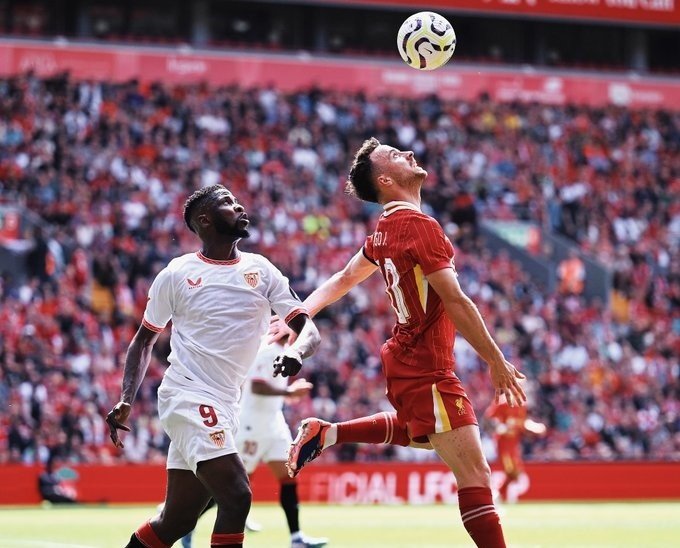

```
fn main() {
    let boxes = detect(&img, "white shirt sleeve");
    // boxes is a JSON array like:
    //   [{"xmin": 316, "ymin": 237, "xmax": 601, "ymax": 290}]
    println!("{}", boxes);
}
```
[
  {"xmin": 142, "ymin": 266, "xmax": 173, "ymax": 332},
  {"xmin": 263, "ymin": 259, "xmax": 307, "ymax": 324}
]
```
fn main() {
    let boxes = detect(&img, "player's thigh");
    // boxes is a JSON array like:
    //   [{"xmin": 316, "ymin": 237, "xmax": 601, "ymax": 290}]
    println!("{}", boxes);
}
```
[
  {"xmin": 196, "ymin": 452, "xmax": 252, "ymax": 514},
  {"xmin": 262, "ymin": 427, "xmax": 292, "ymax": 481},
  {"xmin": 428, "ymin": 424, "xmax": 491, "ymax": 489}
]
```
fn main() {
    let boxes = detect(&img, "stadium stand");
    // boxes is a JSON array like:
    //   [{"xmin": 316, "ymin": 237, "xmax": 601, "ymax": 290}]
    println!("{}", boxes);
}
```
[{"xmin": 0, "ymin": 72, "xmax": 678, "ymax": 467}]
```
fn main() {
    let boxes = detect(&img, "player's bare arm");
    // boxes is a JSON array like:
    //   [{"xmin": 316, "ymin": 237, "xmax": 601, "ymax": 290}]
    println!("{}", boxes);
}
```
[
  {"xmin": 524, "ymin": 419, "xmax": 547, "ymax": 435},
  {"xmin": 105, "ymin": 324, "xmax": 162, "ymax": 448},
  {"xmin": 426, "ymin": 267, "xmax": 527, "ymax": 407},
  {"xmin": 251, "ymin": 378, "xmax": 313, "ymax": 399},
  {"xmin": 273, "ymin": 314, "xmax": 320, "ymax": 377},
  {"xmin": 269, "ymin": 249, "xmax": 378, "ymax": 342},
  {"xmin": 304, "ymin": 249, "xmax": 378, "ymax": 317}
]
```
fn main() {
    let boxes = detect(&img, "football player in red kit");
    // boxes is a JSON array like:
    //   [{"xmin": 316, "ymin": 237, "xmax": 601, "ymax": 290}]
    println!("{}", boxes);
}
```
[
  {"xmin": 272, "ymin": 138, "xmax": 526, "ymax": 548},
  {"xmin": 486, "ymin": 396, "xmax": 546, "ymax": 502}
]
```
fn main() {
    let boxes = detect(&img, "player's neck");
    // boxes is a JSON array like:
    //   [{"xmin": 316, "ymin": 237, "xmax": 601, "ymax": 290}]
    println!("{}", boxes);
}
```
[
  {"xmin": 200, "ymin": 239, "xmax": 241, "ymax": 262},
  {"xmin": 383, "ymin": 200, "xmax": 421, "ymax": 214},
  {"xmin": 381, "ymin": 190, "xmax": 421, "ymax": 210}
]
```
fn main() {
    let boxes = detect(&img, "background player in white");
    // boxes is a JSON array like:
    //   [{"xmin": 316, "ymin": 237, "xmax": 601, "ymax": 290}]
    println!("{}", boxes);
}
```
[
  {"xmin": 179, "ymin": 337, "xmax": 328, "ymax": 548},
  {"xmin": 237, "ymin": 337, "xmax": 328, "ymax": 548},
  {"xmin": 105, "ymin": 184, "xmax": 320, "ymax": 548}
]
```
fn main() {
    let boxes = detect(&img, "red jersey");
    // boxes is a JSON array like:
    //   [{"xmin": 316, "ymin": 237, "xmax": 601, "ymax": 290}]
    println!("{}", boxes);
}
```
[{"xmin": 363, "ymin": 201, "xmax": 457, "ymax": 375}]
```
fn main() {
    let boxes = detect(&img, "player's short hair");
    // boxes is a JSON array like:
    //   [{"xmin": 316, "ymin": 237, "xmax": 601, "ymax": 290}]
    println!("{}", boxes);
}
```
[
  {"xmin": 346, "ymin": 137, "xmax": 381, "ymax": 204},
  {"xmin": 183, "ymin": 184, "xmax": 225, "ymax": 233}
]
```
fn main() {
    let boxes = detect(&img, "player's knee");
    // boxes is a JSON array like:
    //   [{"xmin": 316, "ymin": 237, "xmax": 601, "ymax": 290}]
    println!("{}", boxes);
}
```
[
  {"xmin": 214, "ymin": 478, "xmax": 252, "ymax": 521},
  {"xmin": 476, "ymin": 459, "xmax": 492, "ymax": 485},
  {"xmin": 463, "ymin": 457, "xmax": 492, "ymax": 487},
  {"xmin": 233, "ymin": 477, "xmax": 252, "ymax": 508}
]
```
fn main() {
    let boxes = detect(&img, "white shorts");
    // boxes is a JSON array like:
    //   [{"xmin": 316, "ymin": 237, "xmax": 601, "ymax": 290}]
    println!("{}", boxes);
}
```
[
  {"xmin": 157, "ymin": 379, "xmax": 239, "ymax": 474},
  {"xmin": 235, "ymin": 411, "xmax": 292, "ymax": 474}
]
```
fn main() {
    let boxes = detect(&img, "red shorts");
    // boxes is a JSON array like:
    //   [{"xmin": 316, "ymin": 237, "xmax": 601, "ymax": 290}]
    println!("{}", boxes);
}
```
[
  {"xmin": 380, "ymin": 344, "xmax": 478, "ymax": 443},
  {"xmin": 497, "ymin": 440, "xmax": 523, "ymax": 475}
]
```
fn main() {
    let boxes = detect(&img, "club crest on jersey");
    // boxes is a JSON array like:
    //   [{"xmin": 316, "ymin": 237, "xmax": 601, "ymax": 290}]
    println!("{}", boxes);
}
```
[
  {"xmin": 455, "ymin": 397, "xmax": 466, "ymax": 415},
  {"xmin": 244, "ymin": 272, "xmax": 259, "ymax": 288},
  {"xmin": 187, "ymin": 277, "xmax": 203, "ymax": 289},
  {"xmin": 209, "ymin": 430, "xmax": 226, "ymax": 448}
]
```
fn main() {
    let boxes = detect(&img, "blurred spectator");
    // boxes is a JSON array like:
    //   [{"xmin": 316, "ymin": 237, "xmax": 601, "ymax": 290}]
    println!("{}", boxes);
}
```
[
  {"xmin": 38, "ymin": 455, "xmax": 79, "ymax": 504},
  {"xmin": 557, "ymin": 249, "xmax": 586, "ymax": 296}
]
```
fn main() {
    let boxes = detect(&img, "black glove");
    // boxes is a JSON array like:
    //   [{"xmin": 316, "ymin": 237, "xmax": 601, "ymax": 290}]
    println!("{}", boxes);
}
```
[{"xmin": 273, "ymin": 348, "xmax": 303, "ymax": 378}]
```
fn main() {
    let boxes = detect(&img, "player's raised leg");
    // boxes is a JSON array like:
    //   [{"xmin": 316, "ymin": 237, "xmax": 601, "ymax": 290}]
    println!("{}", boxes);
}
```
[
  {"xmin": 287, "ymin": 412, "xmax": 413, "ymax": 477},
  {"xmin": 429, "ymin": 425, "xmax": 506, "ymax": 548},
  {"xmin": 125, "ymin": 469, "xmax": 212, "ymax": 547}
]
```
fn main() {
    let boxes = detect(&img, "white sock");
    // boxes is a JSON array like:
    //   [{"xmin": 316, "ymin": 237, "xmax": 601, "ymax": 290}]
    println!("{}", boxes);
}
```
[{"xmin": 322, "ymin": 424, "xmax": 337, "ymax": 449}]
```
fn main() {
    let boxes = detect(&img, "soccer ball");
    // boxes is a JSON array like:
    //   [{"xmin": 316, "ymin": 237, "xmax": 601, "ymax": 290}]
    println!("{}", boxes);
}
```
[{"xmin": 397, "ymin": 11, "xmax": 456, "ymax": 71}]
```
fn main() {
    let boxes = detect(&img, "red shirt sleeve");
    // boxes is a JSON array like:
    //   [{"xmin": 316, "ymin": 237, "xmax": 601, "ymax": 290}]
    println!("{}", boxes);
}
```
[
  {"xmin": 362, "ymin": 234, "xmax": 377, "ymax": 265},
  {"xmin": 406, "ymin": 214, "xmax": 455, "ymax": 275}
]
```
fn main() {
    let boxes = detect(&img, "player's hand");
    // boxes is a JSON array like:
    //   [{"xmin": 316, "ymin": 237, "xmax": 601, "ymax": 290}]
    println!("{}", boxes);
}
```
[
  {"xmin": 525, "ymin": 420, "xmax": 547, "ymax": 436},
  {"xmin": 268, "ymin": 316, "xmax": 298, "ymax": 345},
  {"xmin": 489, "ymin": 360, "xmax": 526, "ymax": 407},
  {"xmin": 287, "ymin": 378, "xmax": 313, "ymax": 399},
  {"xmin": 105, "ymin": 401, "xmax": 132, "ymax": 448},
  {"xmin": 273, "ymin": 347, "xmax": 303, "ymax": 378}
]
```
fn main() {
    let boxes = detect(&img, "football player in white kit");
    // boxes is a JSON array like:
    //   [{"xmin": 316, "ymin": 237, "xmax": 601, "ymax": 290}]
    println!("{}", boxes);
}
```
[
  {"xmin": 105, "ymin": 185, "xmax": 320, "ymax": 548},
  {"xmin": 237, "ymin": 337, "xmax": 328, "ymax": 548},
  {"xmin": 180, "ymin": 337, "xmax": 328, "ymax": 548}
]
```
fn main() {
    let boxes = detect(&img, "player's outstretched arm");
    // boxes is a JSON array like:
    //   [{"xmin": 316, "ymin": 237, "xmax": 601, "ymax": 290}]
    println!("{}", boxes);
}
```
[
  {"xmin": 251, "ymin": 378, "xmax": 313, "ymax": 399},
  {"xmin": 303, "ymin": 249, "xmax": 378, "ymax": 317},
  {"xmin": 426, "ymin": 267, "xmax": 527, "ymax": 407},
  {"xmin": 268, "ymin": 249, "xmax": 378, "ymax": 343},
  {"xmin": 524, "ymin": 419, "xmax": 547, "ymax": 435},
  {"xmin": 105, "ymin": 324, "xmax": 161, "ymax": 448}
]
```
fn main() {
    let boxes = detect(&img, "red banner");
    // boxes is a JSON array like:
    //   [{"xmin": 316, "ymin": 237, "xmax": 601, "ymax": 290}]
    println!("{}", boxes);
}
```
[
  {"xmin": 2, "ymin": 462, "xmax": 679, "ymax": 505},
  {"xmin": 1, "ymin": 40, "xmax": 679, "ymax": 110},
  {"xmin": 315, "ymin": 0, "xmax": 680, "ymax": 27}
]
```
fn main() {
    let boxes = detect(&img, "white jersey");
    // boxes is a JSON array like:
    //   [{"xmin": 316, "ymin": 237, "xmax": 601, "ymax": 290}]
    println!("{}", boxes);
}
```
[
  {"xmin": 239, "ymin": 340, "xmax": 289, "ymax": 422},
  {"xmin": 236, "ymin": 339, "xmax": 293, "ymax": 471},
  {"xmin": 143, "ymin": 250, "xmax": 305, "ymax": 405}
]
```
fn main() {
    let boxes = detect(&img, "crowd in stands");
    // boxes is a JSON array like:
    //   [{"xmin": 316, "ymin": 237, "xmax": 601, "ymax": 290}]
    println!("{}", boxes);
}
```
[{"xmin": 0, "ymin": 73, "xmax": 678, "ymax": 468}]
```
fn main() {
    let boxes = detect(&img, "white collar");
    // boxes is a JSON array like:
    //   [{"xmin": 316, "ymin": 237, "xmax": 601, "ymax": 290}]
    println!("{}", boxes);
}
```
[{"xmin": 382, "ymin": 200, "xmax": 421, "ymax": 216}]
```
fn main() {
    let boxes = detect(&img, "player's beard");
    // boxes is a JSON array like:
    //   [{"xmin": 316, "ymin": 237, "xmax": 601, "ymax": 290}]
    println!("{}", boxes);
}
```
[
  {"xmin": 402, "ymin": 168, "xmax": 427, "ymax": 190},
  {"xmin": 214, "ymin": 217, "xmax": 250, "ymax": 238}
]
